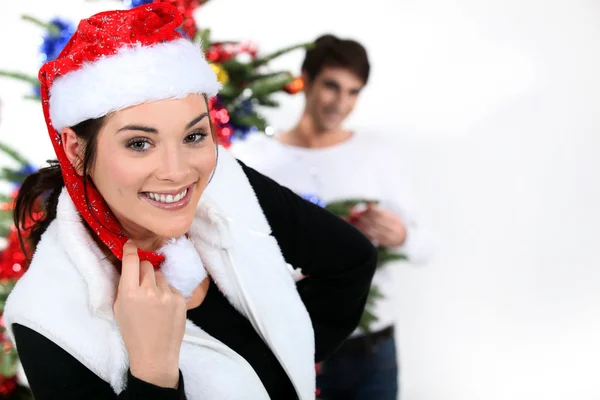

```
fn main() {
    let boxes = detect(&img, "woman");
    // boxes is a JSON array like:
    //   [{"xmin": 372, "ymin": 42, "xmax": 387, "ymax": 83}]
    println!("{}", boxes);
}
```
[{"xmin": 3, "ymin": 4, "xmax": 377, "ymax": 400}]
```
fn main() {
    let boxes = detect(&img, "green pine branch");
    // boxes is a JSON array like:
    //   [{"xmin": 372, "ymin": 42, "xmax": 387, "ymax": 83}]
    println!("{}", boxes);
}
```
[
  {"xmin": 221, "ymin": 59, "xmax": 253, "ymax": 82},
  {"xmin": 21, "ymin": 14, "xmax": 60, "ymax": 36},
  {"xmin": 358, "ymin": 249, "xmax": 408, "ymax": 332},
  {"xmin": 0, "ymin": 168, "xmax": 29, "ymax": 184},
  {"xmin": 24, "ymin": 94, "xmax": 41, "ymax": 102},
  {"xmin": 219, "ymin": 72, "xmax": 295, "ymax": 101},
  {"xmin": 0, "ymin": 209, "xmax": 13, "ymax": 220},
  {"xmin": 217, "ymin": 82, "xmax": 243, "ymax": 100},
  {"xmin": 0, "ymin": 71, "xmax": 39, "ymax": 87},
  {"xmin": 0, "ymin": 142, "xmax": 29, "ymax": 166},
  {"xmin": 196, "ymin": 28, "xmax": 211, "ymax": 50},
  {"xmin": 0, "ymin": 211, "xmax": 14, "ymax": 238},
  {"xmin": 0, "ymin": 281, "xmax": 17, "ymax": 312},
  {"xmin": 0, "ymin": 224, "xmax": 11, "ymax": 239},
  {"xmin": 247, "ymin": 71, "xmax": 292, "ymax": 82},
  {"xmin": 359, "ymin": 285, "xmax": 384, "ymax": 333},
  {"xmin": 230, "ymin": 113, "xmax": 267, "ymax": 131},
  {"xmin": 247, "ymin": 72, "xmax": 294, "ymax": 98},
  {"xmin": 359, "ymin": 309, "xmax": 378, "ymax": 333},
  {"xmin": 251, "ymin": 42, "xmax": 313, "ymax": 68},
  {"xmin": 0, "ymin": 345, "xmax": 19, "ymax": 379},
  {"xmin": 255, "ymin": 96, "xmax": 279, "ymax": 107},
  {"xmin": 209, "ymin": 40, "xmax": 241, "ymax": 46},
  {"xmin": 325, "ymin": 198, "xmax": 379, "ymax": 217},
  {"xmin": 377, "ymin": 247, "xmax": 408, "ymax": 267},
  {"xmin": 324, "ymin": 203, "xmax": 353, "ymax": 217}
]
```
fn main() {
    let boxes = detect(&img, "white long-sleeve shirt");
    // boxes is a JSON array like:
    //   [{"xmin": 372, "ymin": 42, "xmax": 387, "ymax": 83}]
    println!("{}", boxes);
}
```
[{"xmin": 230, "ymin": 132, "xmax": 433, "ymax": 335}]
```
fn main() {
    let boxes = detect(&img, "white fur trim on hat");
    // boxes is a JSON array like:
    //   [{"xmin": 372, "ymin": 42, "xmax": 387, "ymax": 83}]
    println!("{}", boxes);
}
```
[{"xmin": 49, "ymin": 38, "xmax": 221, "ymax": 132}]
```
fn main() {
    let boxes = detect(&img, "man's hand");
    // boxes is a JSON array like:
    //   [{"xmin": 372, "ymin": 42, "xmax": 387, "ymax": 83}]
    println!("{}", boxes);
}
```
[{"xmin": 353, "ymin": 203, "xmax": 407, "ymax": 248}]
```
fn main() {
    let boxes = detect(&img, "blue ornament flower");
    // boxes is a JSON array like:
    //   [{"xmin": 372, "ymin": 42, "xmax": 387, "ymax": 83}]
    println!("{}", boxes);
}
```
[
  {"xmin": 13, "ymin": 164, "xmax": 38, "ymax": 188},
  {"xmin": 239, "ymin": 99, "xmax": 254, "ymax": 113},
  {"xmin": 34, "ymin": 18, "xmax": 75, "ymax": 97},
  {"xmin": 229, "ymin": 99, "xmax": 260, "ymax": 141},
  {"xmin": 176, "ymin": 27, "xmax": 189, "ymax": 39},
  {"xmin": 123, "ymin": 0, "xmax": 154, "ymax": 7},
  {"xmin": 301, "ymin": 194, "xmax": 326, "ymax": 208},
  {"xmin": 39, "ymin": 18, "xmax": 76, "ymax": 63},
  {"xmin": 18, "ymin": 164, "xmax": 37, "ymax": 176}
]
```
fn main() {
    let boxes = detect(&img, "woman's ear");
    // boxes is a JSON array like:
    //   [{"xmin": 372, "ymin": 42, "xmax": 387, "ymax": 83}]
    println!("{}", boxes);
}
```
[{"xmin": 61, "ymin": 127, "xmax": 84, "ymax": 175}]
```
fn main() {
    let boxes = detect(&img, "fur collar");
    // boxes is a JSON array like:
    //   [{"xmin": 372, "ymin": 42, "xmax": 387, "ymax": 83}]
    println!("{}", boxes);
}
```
[{"xmin": 5, "ymin": 148, "xmax": 315, "ymax": 399}]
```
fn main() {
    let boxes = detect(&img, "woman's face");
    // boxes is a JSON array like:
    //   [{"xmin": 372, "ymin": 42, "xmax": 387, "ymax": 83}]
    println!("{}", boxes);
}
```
[{"xmin": 87, "ymin": 94, "xmax": 216, "ymax": 249}]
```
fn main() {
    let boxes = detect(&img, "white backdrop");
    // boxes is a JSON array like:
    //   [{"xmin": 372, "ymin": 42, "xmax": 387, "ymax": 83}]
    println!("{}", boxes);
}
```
[{"xmin": 1, "ymin": 0, "xmax": 600, "ymax": 399}]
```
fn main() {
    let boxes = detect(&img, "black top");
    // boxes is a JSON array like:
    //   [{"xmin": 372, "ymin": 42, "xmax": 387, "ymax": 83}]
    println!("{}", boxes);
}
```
[{"xmin": 12, "ymin": 161, "xmax": 377, "ymax": 400}]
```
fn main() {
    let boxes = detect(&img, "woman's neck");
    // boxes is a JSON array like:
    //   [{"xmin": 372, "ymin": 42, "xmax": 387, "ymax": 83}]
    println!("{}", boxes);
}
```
[
  {"xmin": 83, "ymin": 220, "xmax": 209, "ymax": 310},
  {"xmin": 83, "ymin": 224, "xmax": 163, "ymax": 269}
]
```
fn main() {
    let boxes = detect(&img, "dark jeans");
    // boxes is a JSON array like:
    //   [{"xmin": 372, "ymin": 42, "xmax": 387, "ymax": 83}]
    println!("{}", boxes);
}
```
[{"xmin": 317, "ymin": 328, "xmax": 399, "ymax": 400}]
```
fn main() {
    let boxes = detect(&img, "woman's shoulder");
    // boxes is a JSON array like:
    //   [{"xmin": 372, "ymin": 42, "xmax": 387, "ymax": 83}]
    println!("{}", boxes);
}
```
[
  {"xmin": 4, "ymin": 219, "xmax": 122, "ymax": 388},
  {"xmin": 10, "ymin": 220, "xmax": 66, "ymax": 289},
  {"xmin": 4, "ymin": 220, "xmax": 100, "ymax": 334}
]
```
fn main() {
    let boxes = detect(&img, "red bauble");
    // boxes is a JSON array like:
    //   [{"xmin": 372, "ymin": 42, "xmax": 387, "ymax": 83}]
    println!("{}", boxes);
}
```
[
  {"xmin": 205, "ymin": 41, "xmax": 258, "ymax": 64},
  {"xmin": 0, "ymin": 226, "xmax": 29, "ymax": 280},
  {"xmin": 284, "ymin": 77, "xmax": 304, "ymax": 94},
  {"xmin": 206, "ymin": 43, "xmax": 226, "ymax": 63},
  {"xmin": 0, "ymin": 211, "xmax": 42, "ymax": 281},
  {"xmin": 1, "ymin": 189, "xmax": 20, "ymax": 211},
  {"xmin": 347, "ymin": 207, "xmax": 368, "ymax": 224},
  {"xmin": 240, "ymin": 41, "xmax": 257, "ymax": 59},
  {"xmin": 154, "ymin": 0, "xmax": 201, "ymax": 38},
  {"xmin": 208, "ymin": 97, "xmax": 233, "ymax": 148},
  {"xmin": 0, "ymin": 377, "xmax": 16, "ymax": 397},
  {"xmin": 314, "ymin": 363, "xmax": 322, "ymax": 397}
]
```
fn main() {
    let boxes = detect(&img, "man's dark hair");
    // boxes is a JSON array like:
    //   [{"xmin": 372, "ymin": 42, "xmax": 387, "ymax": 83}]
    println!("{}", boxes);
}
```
[{"xmin": 301, "ymin": 34, "xmax": 370, "ymax": 85}]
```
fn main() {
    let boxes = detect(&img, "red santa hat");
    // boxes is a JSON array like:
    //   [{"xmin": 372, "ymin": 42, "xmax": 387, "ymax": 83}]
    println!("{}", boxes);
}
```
[{"xmin": 39, "ymin": 3, "xmax": 221, "ymax": 267}]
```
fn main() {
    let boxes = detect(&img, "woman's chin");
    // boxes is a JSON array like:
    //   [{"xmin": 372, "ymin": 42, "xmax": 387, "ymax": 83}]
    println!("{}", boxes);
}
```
[
  {"xmin": 145, "ymin": 218, "xmax": 194, "ymax": 240},
  {"xmin": 155, "ymin": 226, "xmax": 192, "ymax": 239}
]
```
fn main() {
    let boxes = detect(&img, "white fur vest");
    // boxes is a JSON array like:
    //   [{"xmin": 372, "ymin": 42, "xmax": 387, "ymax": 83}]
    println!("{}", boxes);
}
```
[{"xmin": 4, "ymin": 148, "xmax": 316, "ymax": 399}]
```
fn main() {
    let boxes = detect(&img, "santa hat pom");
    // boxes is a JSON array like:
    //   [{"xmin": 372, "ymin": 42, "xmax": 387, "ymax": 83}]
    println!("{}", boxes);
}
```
[{"xmin": 158, "ymin": 236, "xmax": 207, "ymax": 299}]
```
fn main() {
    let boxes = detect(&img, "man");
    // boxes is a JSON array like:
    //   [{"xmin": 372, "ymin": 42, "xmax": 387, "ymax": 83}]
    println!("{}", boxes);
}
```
[{"xmin": 230, "ymin": 34, "xmax": 432, "ymax": 400}]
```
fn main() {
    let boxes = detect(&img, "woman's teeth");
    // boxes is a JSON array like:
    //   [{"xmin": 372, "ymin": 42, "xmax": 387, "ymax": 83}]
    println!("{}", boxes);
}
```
[{"xmin": 145, "ymin": 188, "xmax": 188, "ymax": 203}]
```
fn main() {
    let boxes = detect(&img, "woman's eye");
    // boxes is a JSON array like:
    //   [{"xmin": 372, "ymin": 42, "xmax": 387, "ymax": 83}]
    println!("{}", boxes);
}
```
[
  {"xmin": 184, "ymin": 131, "xmax": 207, "ymax": 144},
  {"xmin": 127, "ymin": 139, "xmax": 151, "ymax": 152}
]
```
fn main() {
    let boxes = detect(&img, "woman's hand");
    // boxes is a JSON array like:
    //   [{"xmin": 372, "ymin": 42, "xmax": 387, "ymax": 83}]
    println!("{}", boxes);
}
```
[{"xmin": 113, "ymin": 240, "xmax": 187, "ymax": 388}]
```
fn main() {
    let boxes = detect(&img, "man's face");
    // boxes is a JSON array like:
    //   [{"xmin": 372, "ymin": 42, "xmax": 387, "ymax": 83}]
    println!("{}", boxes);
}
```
[{"xmin": 304, "ymin": 66, "xmax": 365, "ymax": 132}]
